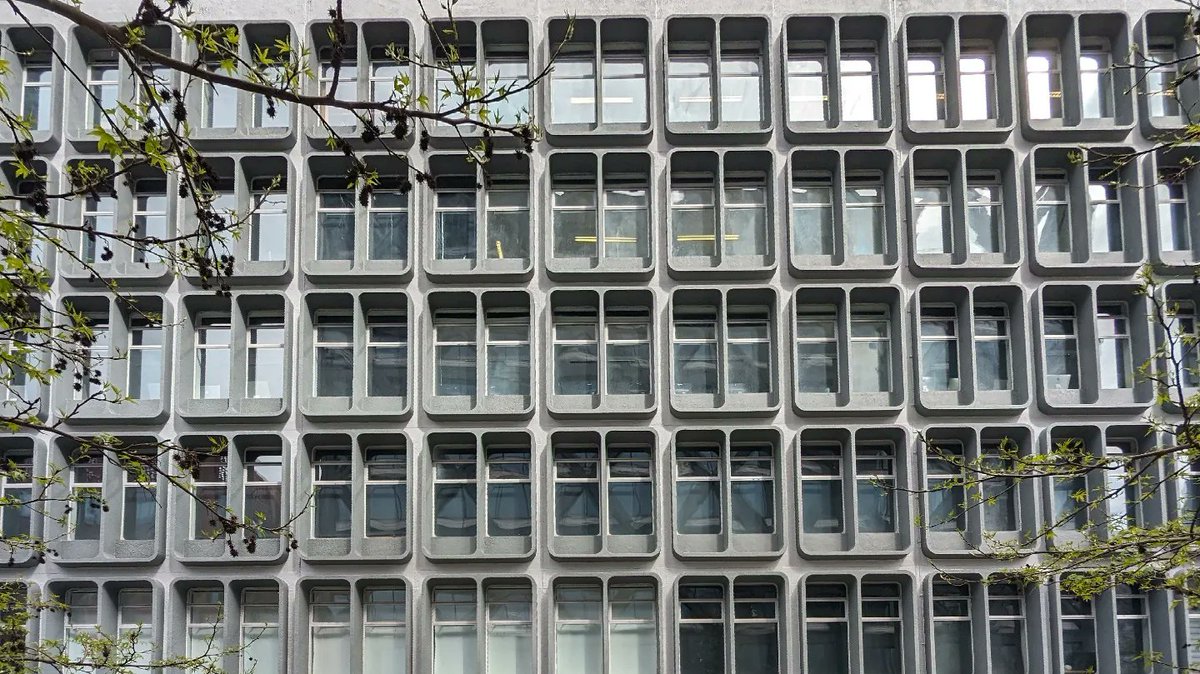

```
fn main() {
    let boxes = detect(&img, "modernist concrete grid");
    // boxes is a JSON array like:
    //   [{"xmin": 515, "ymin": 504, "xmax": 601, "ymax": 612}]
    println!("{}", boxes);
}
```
[{"xmin": 0, "ymin": 0, "xmax": 1195, "ymax": 672}]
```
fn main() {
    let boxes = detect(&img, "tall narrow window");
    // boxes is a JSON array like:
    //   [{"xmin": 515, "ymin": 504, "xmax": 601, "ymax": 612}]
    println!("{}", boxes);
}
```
[
  {"xmin": 186, "ymin": 589, "xmax": 223, "ymax": 667},
  {"xmin": 0, "ymin": 453, "xmax": 33, "ymax": 537},
  {"xmin": 1172, "ymin": 302, "xmax": 1199, "ymax": 388},
  {"xmin": 553, "ymin": 309, "xmax": 599, "ymax": 395},
  {"xmin": 1035, "ymin": 173, "xmax": 1071, "ymax": 253},
  {"xmin": 86, "ymin": 57, "xmax": 118, "ymax": 128},
  {"xmin": 676, "ymin": 445, "xmax": 721, "ymax": 535},
  {"xmin": 250, "ymin": 178, "xmax": 288, "ymax": 262},
  {"xmin": 485, "ymin": 180, "xmax": 529, "ymax": 260},
  {"xmin": 671, "ymin": 178, "xmax": 717, "ymax": 258},
  {"xmin": 907, "ymin": 47, "xmax": 946, "ymax": 122},
  {"xmin": 959, "ymin": 50, "xmax": 996, "ymax": 121},
  {"xmin": 1079, "ymin": 46, "xmax": 1113, "ymax": 120},
  {"xmin": 364, "ymin": 588, "xmax": 407, "ymax": 673},
  {"xmin": 195, "ymin": 314, "xmax": 231, "ymax": 399},
  {"xmin": 932, "ymin": 583, "xmax": 972, "ymax": 674},
  {"xmin": 485, "ymin": 311, "xmax": 530, "ymax": 396},
  {"xmin": 20, "ymin": 55, "xmax": 51, "ymax": 131},
  {"xmin": 246, "ymin": 315, "xmax": 284, "ymax": 399},
  {"xmin": 734, "ymin": 585, "xmax": 779, "ymax": 674},
  {"xmin": 787, "ymin": 48, "xmax": 829, "ymax": 122},
  {"xmin": 318, "ymin": 48, "xmax": 358, "ymax": 127},
  {"xmin": 312, "ymin": 448, "xmax": 352, "ymax": 539},
  {"xmin": 192, "ymin": 454, "xmax": 226, "ymax": 539},
  {"xmin": 486, "ymin": 447, "xmax": 531, "ymax": 537},
  {"xmin": 726, "ymin": 308, "xmax": 771, "ymax": 395},
  {"xmin": 668, "ymin": 51, "xmax": 713, "ymax": 124},
  {"xmin": 1088, "ymin": 175, "xmax": 1123, "ymax": 253},
  {"xmin": 610, "ymin": 584, "xmax": 657, "ymax": 672},
  {"xmin": 920, "ymin": 306, "xmax": 959, "ymax": 391},
  {"xmin": 1051, "ymin": 440, "xmax": 1088, "ymax": 530},
  {"xmin": 433, "ymin": 448, "xmax": 476, "ymax": 538},
  {"xmin": 252, "ymin": 64, "xmax": 290, "ymax": 127},
  {"xmin": 845, "ymin": 174, "xmax": 885, "ymax": 255},
  {"xmin": 607, "ymin": 309, "xmax": 652, "ymax": 395},
  {"xmin": 368, "ymin": 184, "xmax": 408, "ymax": 262},
  {"xmin": 604, "ymin": 179, "xmax": 650, "ymax": 259},
  {"xmin": 792, "ymin": 176, "xmax": 834, "ymax": 256},
  {"xmin": 128, "ymin": 317, "xmax": 162, "ymax": 401},
  {"xmin": 673, "ymin": 309, "xmax": 719, "ymax": 395},
  {"xmin": 554, "ymin": 447, "xmax": 600, "ymax": 536},
  {"xmin": 241, "ymin": 589, "xmax": 281, "ymax": 674},
  {"xmin": 975, "ymin": 306, "xmax": 1011, "ymax": 391},
  {"xmin": 316, "ymin": 182, "xmax": 355, "ymax": 261},
  {"xmin": 857, "ymin": 445, "xmax": 896, "ymax": 533},
  {"xmin": 367, "ymin": 312, "xmax": 407, "ymax": 398},
  {"xmin": 861, "ymin": 583, "xmax": 904, "ymax": 673},
  {"xmin": 719, "ymin": 48, "xmax": 763, "ymax": 123},
  {"xmin": 486, "ymin": 57, "xmax": 530, "ymax": 124},
  {"xmin": 849, "ymin": 307, "xmax": 891, "ymax": 393},
  {"xmin": 122, "ymin": 464, "xmax": 155, "ymax": 540},
  {"xmin": 1116, "ymin": 587, "xmax": 1150, "ymax": 674},
  {"xmin": 1026, "ymin": 50, "xmax": 1063, "ymax": 120},
  {"xmin": 1147, "ymin": 45, "xmax": 1182, "ymax": 118},
  {"xmin": 314, "ymin": 314, "xmax": 353, "ymax": 398},
  {"xmin": 81, "ymin": 194, "xmax": 116, "ymax": 264},
  {"xmin": 988, "ymin": 584, "xmax": 1026, "ymax": 674},
  {"xmin": 678, "ymin": 584, "xmax": 724, "ymax": 674},
  {"xmin": 805, "ymin": 584, "xmax": 850, "ymax": 674},
  {"xmin": 118, "ymin": 589, "xmax": 154, "ymax": 674},
  {"xmin": 1104, "ymin": 442, "xmax": 1138, "ymax": 531},
  {"xmin": 434, "ymin": 311, "xmax": 477, "ymax": 396},
  {"xmin": 1097, "ymin": 304, "xmax": 1132, "ymax": 389},
  {"xmin": 485, "ymin": 586, "xmax": 534, "ymax": 672},
  {"xmin": 1060, "ymin": 591, "xmax": 1097, "ymax": 674},
  {"xmin": 133, "ymin": 179, "xmax": 168, "ymax": 263},
  {"xmin": 1043, "ymin": 305, "xmax": 1080, "ymax": 390},
  {"xmin": 310, "ymin": 589, "xmax": 351, "ymax": 673},
  {"xmin": 602, "ymin": 51, "xmax": 648, "ymax": 124},
  {"xmin": 551, "ymin": 58, "xmax": 596, "ymax": 125},
  {"xmin": 801, "ymin": 445, "xmax": 843, "ymax": 534},
  {"xmin": 927, "ymin": 443, "xmax": 966, "ymax": 532},
  {"xmin": 552, "ymin": 181, "xmax": 598, "ymax": 259},
  {"xmin": 435, "ymin": 187, "xmax": 477, "ymax": 261},
  {"xmin": 913, "ymin": 177, "xmax": 952, "ymax": 254},
  {"xmin": 243, "ymin": 451, "xmax": 282, "ymax": 533},
  {"xmin": 724, "ymin": 178, "xmax": 767, "ymax": 256},
  {"xmin": 966, "ymin": 173, "xmax": 1004, "ymax": 254},
  {"xmin": 608, "ymin": 447, "xmax": 653, "ymax": 536},
  {"xmin": 200, "ymin": 61, "xmax": 238, "ymax": 129},
  {"xmin": 796, "ymin": 307, "xmax": 839, "ymax": 393},
  {"xmin": 365, "ymin": 448, "xmax": 406, "ymax": 538},
  {"xmin": 370, "ymin": 49, "xmax": 402, "ymax": 104},
  {"xmin": 74, "ymin": 313, "xmax": 109, "ymax": 401},
  {"xmin": 554, "ymin": 584, "xmax": 601, "ymax": 673},
  {"xmin": 64, "ymin": 589, "xmax": 99, "ymax": 670},
  {"xmin": 69, "ymin": 455, "xmax": 102, "ymax": 540},
  {"xmin": 981, "ymin": 441, "xmax": 1019, "ymax": 532},
  {"xmin": 1156, "ymin": 178, "xmax": 1189, "ymax": 252},
  {"xmin": 432, "ymin": 587, "xmax": 478, "ymax": 674},
  {"xmin": 730, "ymin": 445, "xmax": 775, "ymax": 534},
  {"xmin": 840, "ymin": 47, "xmax": 879, "ymax": 122}
]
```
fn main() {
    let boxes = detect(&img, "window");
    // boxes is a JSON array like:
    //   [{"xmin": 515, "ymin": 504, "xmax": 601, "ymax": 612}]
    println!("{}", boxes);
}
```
[
  {"xmin": 186, "ymin": 589, "xmax": 223, "ymax": 667},
  {"xmin": 365, "ymin": 448, "xmax": 406, "ymax": 538},
  {"xmin": 1060, "ymin": 591, "xmax": 1097, "ymax": 674},
  {"xmin": 967, "ymin": 173, "xmax": 1004, "ymax": 254},
  {"xmin": 241, "ymin": 589, "xmax": 281, "ymax": 674},
  {"xmin": 552, "ymin": 305, "xmax": 652, "ymax": 397},
  {"xmin": 246, "ymin": 315, "xmax": 285, "ymax": 399},
  {"xmin": 795, "ymin": 306, "xmax": 838, "ymax": 393},
  {"xmin": 981, "ymin": 440, "xmax": 1020, "ymax": 533},
  {"xmin": 132, "ymin": 179, "xmax": 167, "ymax": 264},
  {"xmin": 485, "ymin": 310, "xmax": 530, "ymax": 396},
  {"xmin": 551, "ymin": 57, "xmax": 597, "ymax": 125},
  {"xmin": 317, "ymin": 181, "xmax": 355, "ymax": 261},
  {"xmin": 314, "ymin": 314, "xmax": 353, "ymax": 397},
  {"xmin": 431, "ymin": 438, "xmax": 533, "ymax": 541},
  {"xmin": 192, "ymin": 452, "xmax": 227, "ymax": 539},
  {"xmin": 668, "ymin": 49, "xmax": 713, "ymax": 124},
  {"xmin": 318, "ymin": 46, "xmax": 359, "ymax": 127},
  {"xmin": 195, "ymin": 314, "xmax": 231, "ymax": 399},
  {"xmin": 1097, "ymin": 304, "xmax": 1132, "ymax": 389},
  {"xmin": 926, "ymin": 443, "xmax": 966, "ymax": 532},
  {"xmin": 73, "ymin": 312, "xmax": 109, "ymax": 401},
  {"xmin": 553, "ymin": 583, "xmax": 657, "ymax": 674},
  {"xmin": 485, "ymin": 55, "xmax": 529, "ymax": 124},
  {"xmin": 312, "ymin": 449, "xmax": 352, "ymax": 539},
  {"xmin": 801, "ymin": 444, "xmax": 843, "ymax": 533},
  {"xmin": 677, "ymin": 582, "xmax": 781, "ymax": 674},
  {"xmin": 367, "ymin": 312, "xmax": 407, "ymax": 398},
  {"xmin": 250, "ymin": 178, "xmax": 289, "ymax": 262},
  {"xmin": 1116, "ymin": 587, "xmax": 1150, "ymax": 674},
  {"xmin": 857, "ymin": 444, "xmax": 897, "ymax": 533},
  {"xmin": 1146, "ymin": 43, "xmax": 1182, "ymax": 119},
  {"xmin": 932, "ymin": 583, "xmax": 972, "ymax": 674},
  {"xmin": 975, "ymin": 306, "xmax": 1011, "ymax": 391},
  {"xmin": 792, "ymin": 175, "xmax": 834, "ymax": 256},
  {"xmin": 0, "ymin": 452, "xmax": 33, "ymax": 537},
  {"xmin": 81, "ymin": 193, "xmax": 116, "ymax": 264},
  {"xmin": 63, "ymin": 589, "xmax": 98, "ymax": 670},
  {"xmin": 435, "ymin": 182, "xmax": 476, "ymax": 261},
  {"xmin": 1043, "ymin": 304, "xmax": 1080, "ymax": 390},
  {"xmin": 433, "ymin": 310, "xmax": 476, "ymax": 397},
  {"xmin": 118, "ymin": 589, "xmax": 154, "ymax": 674},
  {"xmin": 1171, "ymin": 300, "xmax": 1199, "ymax": 388},
  {"xmin": 845, "ymin": 174, "xmax": 886, "ymax": 255},
  {"xmin": 850, "ymin": 307, "xmax": 891, "ymax": 394},
  {"xmin": 719, "ymin": 47, "xmax": 763, "ymax": 123},
  {"xmin": 433, "ymin": 585, "xmax": 533, "ymax": 674},
  {"xmin": 553, "ymin": 440, "xmax": 653, "ymax": 537},
  {"xmin": 724, "ymin": 177, "xmax": 768, "ymax": 257},
  {"xmin": 1026, "ymin": 47, "xmax": 1063, "ymax": 120},
  {"xmin": 486, "ymin": 446, "xmax": 532, "ymax": 537},
  {"xmin": 484, "ymin": 177, "xmax": 530, "ymax": 261},
  {"xmin": 432, "ymin": 587, "xmax": 479, "ymax": 674},
  {"xmin": 243, "ymin": 450, "xmax": 282, "ymax": 533},
  {"xmin": 85, "ymin": 54, "xmax": 118, "ymax": 129},
  {"xmin": 1079, "ymin": 44, "xmax": 1113, "ymax": 120},
  {"xmin": 310, "ymin": 588, "xmax": 351, "ymax": 673},
  {"xmin": 122, "ymin": 464, "xmax": 155, "ymax": 541},
  {"xmin": 364, "ymin": 587, "xmax": 407, "ymax": 672},
  {"xmin": 670, "ymin": 177, "xmax": 716, "ymax": 258},
  {"xmin": 1103, "ymin": 441, "xmax": 1139, "ymax": 532},
  {"xmin": 907, "ymin": 47, "xmax": 946, "ymax": 122},
  {"xmin": 127, "ymin": 317, "xmax": 162, "ymax": 401},
  {"xmin": 1155, "ymin": 176, "xmax": 1189, "ymax": 252},
  {"xmin": 673, "ymin": 302, "xmax": 774, "ymax": 398},
  {"xmin": 1051, "ymin": 437, "xmax": 1088, "ymax": 531},
  {"xmin": 20, "ymin": 54, "xmax": 51, "ymax": 131},
  {"xmin": 913, "ymin": 176, "xmax": 952, "ymax": 254},
  {"xmin": 68, "ymin": 454, "xmax": 102, "ymax": 540},
  {"xmin": 1035, "ymin": 172, "xmax": 1071, "ymax": 254},
  {"xmin": 675, "ymin": 441, "xmax": 776, "ymax": 536},
  {"xmin": 787, "ymin": 46, "xmax": 829, "ymax": 122},
  {"xmin": 368, "ymin": 181, "xmax": 408, "ymax": 262},
  {"xmin": 1088, "ymin": 172, "xmax": 1123, "ymax": 253},
  {"xmin": 988, "ymin": 583, "xmax": 1026, "ymax": 674},
  {"xmin": 200, "ymin": 60, "xmax": 238, "ymax": 129},
  {"xmin": 804, "ymin": 583, "xmax": 849, "ymax": 674},
  {"xmin": 861, "ymin": 583, "xmax": 904, "ymax": 673},
  {"xmin": 602, "ymin": 51, "xmax": 649, "ymax": 125},
  {"xmin": 920, "ymin": 306, "xmax": 959, "ymax": 392},
  {"xmin": 252, "ymin": 64, "xmax": 290, "ymax": 128},
  {"xmin": 840, "ymin": 46, "xmax": 879, "ymax": 122},
  {"xmin": 960, "ymin": 50, "xmax": 997, "ymax": 121}
]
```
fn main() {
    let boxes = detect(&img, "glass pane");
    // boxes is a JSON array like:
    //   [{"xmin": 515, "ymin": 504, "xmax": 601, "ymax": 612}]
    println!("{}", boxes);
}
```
[{"xmin": 676, "ymin": 480, "xmax": 721, "ymax": 534}]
